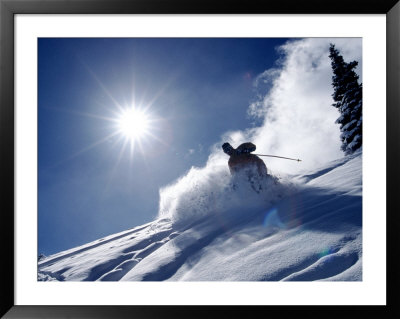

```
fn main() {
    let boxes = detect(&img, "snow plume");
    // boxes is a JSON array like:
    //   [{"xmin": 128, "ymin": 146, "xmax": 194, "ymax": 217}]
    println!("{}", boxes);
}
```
[
  {"xmin": 158, "ymin": 38, "xmax": 361, "ymax": 225},
  {"xmin": 248, "ymin": 38, "xmax": 362, "ymax": 174},
  {"xmin": 158, "ymin": 150, "xmax": 292, "ymax": 225}
]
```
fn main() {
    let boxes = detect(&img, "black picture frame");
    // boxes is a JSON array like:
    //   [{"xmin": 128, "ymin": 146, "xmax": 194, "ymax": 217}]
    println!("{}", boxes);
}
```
[{"xmin": 1, "ymin": 0, "xmax": 399, "ymax": 318}]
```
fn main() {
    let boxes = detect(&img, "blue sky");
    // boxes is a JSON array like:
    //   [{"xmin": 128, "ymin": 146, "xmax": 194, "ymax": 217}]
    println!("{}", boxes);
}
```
[{"xmin": 38, "ymin": 38, "xmax": 290, "ymax": 255}]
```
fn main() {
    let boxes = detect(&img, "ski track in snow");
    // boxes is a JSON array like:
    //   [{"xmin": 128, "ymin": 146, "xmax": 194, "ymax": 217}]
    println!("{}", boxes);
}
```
[{"xmin": 38, "ymin": 151, "xmax": 362, "ymax": 281}]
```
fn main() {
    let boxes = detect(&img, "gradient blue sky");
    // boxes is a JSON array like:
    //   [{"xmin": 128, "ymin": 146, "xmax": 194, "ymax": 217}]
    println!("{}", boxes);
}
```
[{"xmin": 38, "ymin": 38, "xmax": 289, "ymax": 255}]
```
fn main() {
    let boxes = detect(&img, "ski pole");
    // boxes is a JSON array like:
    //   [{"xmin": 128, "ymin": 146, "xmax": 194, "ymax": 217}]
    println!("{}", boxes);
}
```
[{"xmin": 254, "ymin": 154, "xmax": 302, "ymax": 162}]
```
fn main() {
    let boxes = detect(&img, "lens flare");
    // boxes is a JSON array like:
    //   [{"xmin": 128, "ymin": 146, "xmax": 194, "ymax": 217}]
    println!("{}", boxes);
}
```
[{"xmin": 263, "ymin": 207, "xmax": 286, "ymax": 229}]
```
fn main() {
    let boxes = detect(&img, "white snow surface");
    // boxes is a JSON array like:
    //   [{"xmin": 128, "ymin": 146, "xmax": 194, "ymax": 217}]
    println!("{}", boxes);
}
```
[{"xmin": 38, "ymin": 151, "xmax": 362, "ymax": 282}]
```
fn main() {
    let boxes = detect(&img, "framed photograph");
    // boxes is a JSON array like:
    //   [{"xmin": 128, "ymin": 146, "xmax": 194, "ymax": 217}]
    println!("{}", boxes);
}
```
[{"xmin": 1, "ymin": 0, "xmax": 399, "ymax": 318}]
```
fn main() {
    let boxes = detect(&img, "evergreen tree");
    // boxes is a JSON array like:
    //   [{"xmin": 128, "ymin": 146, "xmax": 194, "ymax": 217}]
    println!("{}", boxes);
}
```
[{"xmin": 329, "ymin": 44, "xmax": 362, "ymax": 154}]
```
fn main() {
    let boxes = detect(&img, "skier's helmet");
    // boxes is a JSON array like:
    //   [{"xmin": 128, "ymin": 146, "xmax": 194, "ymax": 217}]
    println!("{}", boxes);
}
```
[
  {"xmin": 222, "ymin": 142, "xmax": 235, "ymax": 156},
  {"xmin": 236, "ymin": 142, "xmax": 256, "ymax": 154}
]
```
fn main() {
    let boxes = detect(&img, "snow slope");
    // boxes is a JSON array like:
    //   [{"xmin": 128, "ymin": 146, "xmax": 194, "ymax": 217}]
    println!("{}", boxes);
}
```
[{"xmin": 38, "ymin": 151, "xmax": 362, "ymax": 281}]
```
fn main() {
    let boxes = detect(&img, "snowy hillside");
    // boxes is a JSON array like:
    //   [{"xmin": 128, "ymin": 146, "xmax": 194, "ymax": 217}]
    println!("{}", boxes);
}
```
[{"xmin": 38, "ymin": 151, "xmax": 362, "ymax": 282}]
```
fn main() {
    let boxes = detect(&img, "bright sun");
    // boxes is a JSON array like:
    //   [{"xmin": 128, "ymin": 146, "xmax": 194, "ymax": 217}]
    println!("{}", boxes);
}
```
[{"xmin": 117, "ymin": 107, "xmax": 150, "ymax": 142}]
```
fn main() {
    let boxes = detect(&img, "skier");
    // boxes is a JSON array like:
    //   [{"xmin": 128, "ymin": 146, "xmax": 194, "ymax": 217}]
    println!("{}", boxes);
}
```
[{"xmin": 222, "ymin": 142, "xmax": 270, "ymax": 192}]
